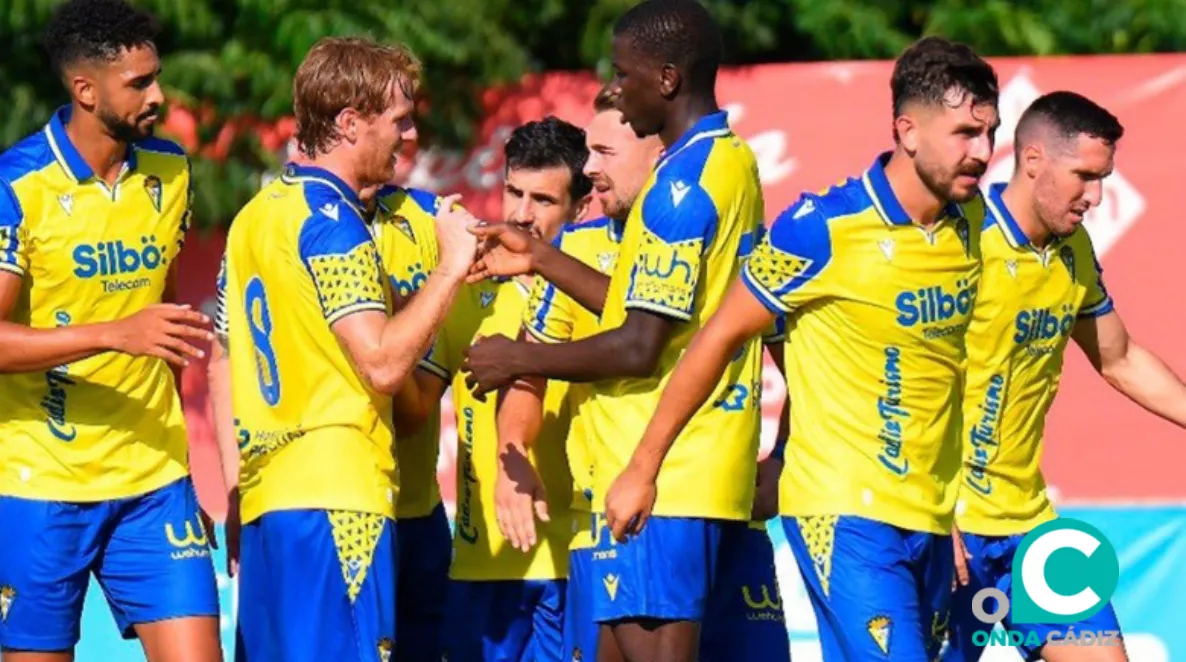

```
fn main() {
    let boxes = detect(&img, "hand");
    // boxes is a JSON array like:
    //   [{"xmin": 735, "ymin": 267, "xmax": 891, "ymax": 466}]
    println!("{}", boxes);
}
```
[
  {"xmin": 750, "ymin": 456, "xmax": 782, "ymax": 521},
  {"xmin": 952, "ymin": 524, "xmax": 972, "ymax": 589},
  {"xmin": 224, "ymin": 487, "xmax": 242, "ymax": 577},
  {"xmin": 494, "ymin": 444, "xmax": 550, "ymax": 552},
  {"xmin": 604, "ymin": 463, "xmax": 658, "ymax": 542},
  {"xmin": 107, "ymin": 304, "xmax": 213, "ymax": 367},
  {"xmin": 462, "ymin": 334, "xmax": 521, "ymax": 399},
  {"xmin": 434, "ymin": 193, "xmax": 481, "ymax": 276},
  {"xmin": 467, "ymin": 222, "xmax": 542, "ymax": 283}
]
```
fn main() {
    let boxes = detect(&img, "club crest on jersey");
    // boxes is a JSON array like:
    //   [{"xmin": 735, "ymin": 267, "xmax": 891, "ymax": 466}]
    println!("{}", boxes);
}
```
[
  {"xmin": 58, "ymin": 193, "xmax": 74, "ymax": 216},
  {"xmin": 377, "ymin": 637, "xmax": 393, "ymax": 662},
  {"xmin": 1059, "ymin": 245, "xmax": 1076, "ymax": 277},
  {"xmin": 143, "ymin": 175, "xmax": 163, "ymax": 213},
  {"xmin": 0, "ymin": 586, "xmax": 14, "ymax": 622},
  {"xmin": 867, "ymin": 615, "xmax": 891, "ymax": 655},
  {"xmin": 597, "ymin": 252, "xmax": 616, "ymax": 273}
]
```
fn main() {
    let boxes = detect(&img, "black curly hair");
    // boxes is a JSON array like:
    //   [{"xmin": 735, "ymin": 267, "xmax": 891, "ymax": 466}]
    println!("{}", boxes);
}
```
[
  {"xmin": 891, "ymin": 36, "xmax": 998, "ymax": 120},
  {"xmin": 43, "ymin": 0, "xmax": 159, "ymax": 76},
  {"xmin": 504, "ymin": 116, "xmax": 593, "ymax": 201}
]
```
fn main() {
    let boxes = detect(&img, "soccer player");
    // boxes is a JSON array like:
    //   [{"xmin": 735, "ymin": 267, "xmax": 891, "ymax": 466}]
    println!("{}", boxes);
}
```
[
  {"xmin": 368, "ymin": 184, "xmax": 452, "ymax": 662},
  {"xmin": 483, "ymin": 87, "xmax": 790, "ymax": 662},
  {"xmin": 606, "ymin": 36, "xmax": 1000, "ymax": 661},
  {"xmin": 220, "ymin": 37, "xmax": 478, "ymax": 660},
  {"xmin": 209, "ymin": 179, "xmax": 452, "ymax": 661},
  {"xmin": 460, "ymin": 3, "xmax": 769, "ymax": 660},
  {"xmin": 945, "ymin": 92, "xmax": 1186, "ymax": 662},
  {"xmin": 395, "ymin": 116, "xmax": 592, "ymax": 662},
  {"xmin": 0, "ymin": 1, "xmax": 223, "ymax": 659}
]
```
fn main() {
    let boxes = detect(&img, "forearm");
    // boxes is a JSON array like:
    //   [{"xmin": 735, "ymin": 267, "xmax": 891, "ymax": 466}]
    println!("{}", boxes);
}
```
[
  {"xmin": 768, "ymin": 342, "xmax": 790, "ymax": 460},
  {"xmin": 498, "ymin": 377, "xmax": 546, "ymax": 455},
  {"xmin": 533, "ymin": 243, "xmax": 610, "ymax": 315},
  {"xmin": 207, "ymin": 343, "xmax": 239, "ymax": 491},
  {"xmin": 1102, "ymin": 344, "xmax": 1186, "ymax": 427},
  {"xmin": 374, "ymin": 269, "xmax": 465, "ymax": 391},
  {"xmin": 511, "ymin": 326, "xmax": 653, "ymax": 383},
  {"xmin": 630, "ymin": 325, "xmax": 749, "ymax": 477},
  {"xmin": 0, "ymin": 320, "xmax": 118, "ymax": 372}
]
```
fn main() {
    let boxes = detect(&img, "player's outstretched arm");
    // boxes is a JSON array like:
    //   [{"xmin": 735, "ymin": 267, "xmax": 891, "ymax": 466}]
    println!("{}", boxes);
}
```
[
  {"xmin": 0, "ymin": 272, "xmax": 213, "ymax": 372},
  {"xmin": 333, "ymin": 195, "xmax": 479, "ymax": 395},
  {"xmin": 462, "ymin": 310, "xmax": 672, "ymax": 397},
  {"xmin": 1073, "ymin": 309, "xmax": 1186, "ymax": 427},
  {"xmin": 604, "ymin": 278, "xmax": 776, "ymax": 540},
  {"xmin": 469, "ymin": 223, "xmax": 610, "ymax": 315}
]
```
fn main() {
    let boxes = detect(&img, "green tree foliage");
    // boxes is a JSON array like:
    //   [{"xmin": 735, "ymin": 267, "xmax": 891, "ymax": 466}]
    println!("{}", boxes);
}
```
[{"xmin": 2, "ymin": 0, "xmax": 1184, "ymax": 227}]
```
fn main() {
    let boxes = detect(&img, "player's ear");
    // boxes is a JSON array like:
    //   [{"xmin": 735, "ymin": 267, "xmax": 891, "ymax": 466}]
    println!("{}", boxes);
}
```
[
  {"xmin": 1020, "ymin": 143, "xmax": 1043, "ymax": 179},
  {"xmin": 70, "ymin": 73, "xmax": 97, "ymax": 110},
  {"xmin": 658, "ymin": 63, "xmax": 680, "ymax": 99},
  {"xmin": 337, "ymin": 107, "xmax": 361, "ymax": 144},
  {"xmin": 894, "ymin": 112, "xmax": 920, "ymax": 155},
  {"xmin": 573, "ymin": 193, "xmax": 593, "ymax": 223}
]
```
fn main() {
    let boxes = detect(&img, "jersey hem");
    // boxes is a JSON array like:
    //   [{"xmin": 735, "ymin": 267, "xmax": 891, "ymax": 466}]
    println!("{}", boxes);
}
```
[
  {"xmin": 740, "ymin": 267, "xmax": 792, "ymax": 315},
  {"xmin": 417, "ymin": 359, "xmax": 449, "ymax": 381},
  {"xmin": 242, "ymin": 494, "xmax": 396, "ymax": 524},
  {"xmin": 395, "ymin": 492, "xmax": 443, "ymax": 520},
  {"xmin": 0, "ymin": 463, "xmax": 187, "ymax": 503},
  {"xmin": 623, "ymin": 299, "xmax": 693, "ymax": 322},
  {"xmin": 780, "ymin": 507, "xmax": 952, "ymax": 535},
  {"xmin": 326, "ymin": 301, "xmax": 387, "ymax": 326},
  {"xmin": 0, "ymin": 262, "xmax": 24, "ymax": 277},
  {"xmin": 525, "ymin": 324, "xmax": 566, "ymax": 344},
  {"xmin": 956, "ymin": 510, "xmax": 1057, "ymax": 537}
]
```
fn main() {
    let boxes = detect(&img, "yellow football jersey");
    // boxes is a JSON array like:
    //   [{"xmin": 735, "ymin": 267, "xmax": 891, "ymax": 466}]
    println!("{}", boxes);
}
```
[
  {"xmin": 585, "ymin": 111, "xmax": 766, "ymax": 521},
  {"xmin": 224, "ymin": 163, "xmax": 395, "ymax": 523},
  {"xmin": 0, "ymin": 107, "xmax": 191, "ymax": 501},
  {"xmin": 957, "ymin": 183, "xmax": 1113, "ymax": 536},
  {"xmin": 523, "ymin": 216, "xmax": 623, "ymax": 550},
  {"xmin": 370, "ymin": 185, "xmax": 443, "ymax": 520},
  {"xmin": 742, "ymin": 153, "xmax": 984, "ymax": 534},
  {"xmin": 420, "ymin": 278, "xmax": 573, "ymax": 581}
]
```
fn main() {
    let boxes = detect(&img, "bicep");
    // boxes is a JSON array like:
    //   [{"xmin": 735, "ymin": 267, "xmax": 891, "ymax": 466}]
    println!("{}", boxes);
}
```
[{"xmin": 1072, "ymin": 310, "xmax": 1129, "ymax": 372}]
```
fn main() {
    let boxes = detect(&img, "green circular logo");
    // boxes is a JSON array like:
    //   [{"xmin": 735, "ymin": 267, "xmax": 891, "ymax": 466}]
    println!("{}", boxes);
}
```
[{"xmin": 1010, "ymin": 518, "xmax": 1119, "ymax": 624}]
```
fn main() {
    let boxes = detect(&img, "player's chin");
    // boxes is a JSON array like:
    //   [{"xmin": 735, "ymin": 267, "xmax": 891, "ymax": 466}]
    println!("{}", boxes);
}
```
[{"xmin": 948, "ymin": 179, "xmax": 983, "ymax": 204}]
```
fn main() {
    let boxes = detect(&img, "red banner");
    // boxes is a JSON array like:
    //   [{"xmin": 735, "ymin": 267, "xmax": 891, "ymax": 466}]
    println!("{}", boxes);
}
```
[{"xmin": 178, "ymin": 54, "xmax": 1186, "ymax": 518}]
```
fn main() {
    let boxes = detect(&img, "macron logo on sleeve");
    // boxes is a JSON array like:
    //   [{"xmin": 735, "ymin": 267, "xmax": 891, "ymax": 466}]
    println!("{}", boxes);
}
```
[
  {"xmin": 669, "ymin": 180, "xmax": 690, "ymax": 207},
  {"xmin": 320, "ymin": 202, "xmax": 339, "ymax": 220}
]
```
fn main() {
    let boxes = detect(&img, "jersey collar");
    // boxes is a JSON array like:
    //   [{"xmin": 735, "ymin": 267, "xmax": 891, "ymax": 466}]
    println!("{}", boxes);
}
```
[
  {"xmin": 282, "ymin": 163, "xmax": 364, "ymax": 213},
  {"xmin": 862, "ymin": 151, "xmax": 964, "ymax": 226},
  {"xmin": 984, "ymin": 182, "xmax": 1034, "ymax": 249},
  {"xmin": 656, "ymin": 111, "xmax": 731, "ymax": 172},
  {"xmin": 45, "ymin": 105, "xmax": 137, "ymax": 183}
]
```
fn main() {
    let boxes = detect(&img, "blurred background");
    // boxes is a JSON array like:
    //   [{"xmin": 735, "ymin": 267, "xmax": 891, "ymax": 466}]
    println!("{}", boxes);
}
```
[{"xmin": 4, "ymin": 0, "xmax": 1185, "ymax": 659}]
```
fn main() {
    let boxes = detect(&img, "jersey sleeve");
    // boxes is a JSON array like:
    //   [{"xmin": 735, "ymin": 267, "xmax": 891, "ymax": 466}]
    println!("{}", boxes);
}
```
[
  {"xmin": 524, "ymin": 274, "xmax": 576, "ymax": 344},
  {"xmin": 418, "ymin": 322, "xmax": 460, "ymax": 382},
  {"xmin": 741, "ymin": 194, "xmax": 836, "ymax": 314},
  {"xmin": 298, "ymin": 206, "xmax": 388, "ymax": 325},
  {"xmin": 1075, "ymin": 233, "xmax": 1114, "ymax": 319},
  {"xmin": 762, "ymin": 315, "xmax": 787, "ymax": 344},
  {"xmin": 214, "ymin": 252, "xmax": 229, "ymax": 343},
  {"xmin": 0, "ymin": 180, "xmax": 27, "ymax": 277},
  {"xmin": 624, "ymin": 175, "xmax": 719, "ymax": 321}
]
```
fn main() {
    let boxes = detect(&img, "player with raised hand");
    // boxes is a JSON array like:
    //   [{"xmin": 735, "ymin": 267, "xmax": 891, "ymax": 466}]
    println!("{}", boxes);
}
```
[
  {"xmin": 461, "ymin": 2, "xmax": 770, "ymax": 660},
  {"xmin": 946, "ymin": 91, "xmax": 1186, "ymax": 662},
  {"xmin": 220, "ymin": 36, "xmax": 478, "ymax": 660},
  {"xmin": 607, "ymin": 36, "xmax": 1000, "ymax": 661},
  {"xmin": 0, "ymin": 1, "xmax": 222, "ymax": 659},
  {"xmin": 394, "ymin": 116, "xmax": 592, "ymax": 662}
]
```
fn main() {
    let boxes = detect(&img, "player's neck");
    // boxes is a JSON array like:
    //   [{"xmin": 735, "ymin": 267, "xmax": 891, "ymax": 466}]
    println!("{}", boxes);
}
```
[
  {"xmin": 660, "ymin": 95, "xmax": 720, "ymax": 149},
  {"xmin": 884, "ymin": 150, "xmax": 947, "ymax": 226},
  {"xmin": 64, "ymin": 107, "xmax": 129, "ymax": 187},
  {"xmin": 307, "ymin": 150, "xmax": 364, "ymax": 197},
  {"xmin": 1000, "ymin": 182, "xmax": 1053, "ymax": 249}
]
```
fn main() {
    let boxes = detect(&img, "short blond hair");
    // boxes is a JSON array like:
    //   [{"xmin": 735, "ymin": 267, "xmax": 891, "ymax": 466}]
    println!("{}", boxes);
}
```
[
  {"xmin": 293, "ymin": 36, "xmax": 422, "ymax": 156},
  {"xmin": 593, "ymin": 84, "xmax": 617, "ymax": 113}
]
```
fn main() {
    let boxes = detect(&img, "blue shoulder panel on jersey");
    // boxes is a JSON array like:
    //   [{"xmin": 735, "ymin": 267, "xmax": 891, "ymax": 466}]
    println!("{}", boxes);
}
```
[
  {"xmin": 641, "ymin": 138, "xmax": 719, "ymax": 247},
  {"xmin": 406, "ymin": 187, "xmax": 440, "ymax": 215},
  {"xmin": 763, "ymin": 194, "xmax": 836, "ymax": 290},
  {"xmin": 296, "ymin": 192, "xmax": 373, "ymax": 264},
  {"xmin": 0, "ymin": 130, "xmax": 56, "ymax": 186},
  {"xmin": 135, "ymin": 136, "xmax": 188, "ymax": 156},
  {"xmin": 556, "ymin": 216, "xmax": 612, "ymax": 248}
]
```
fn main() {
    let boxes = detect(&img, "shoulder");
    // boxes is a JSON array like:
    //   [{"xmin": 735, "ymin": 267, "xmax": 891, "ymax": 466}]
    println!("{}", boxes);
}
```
[
  {"xmin": 0, "ymin": 129, "xmax": 56, "ymax": 188},
  {"xmin": 378, "ymin": 185, "xmax": 439, "ymax": 216},
  {"xmin": 766, "ymin": 178, "xmax": 869, "ymax": 255},
  {"xmin": 296, "ymin": 188, "xmax": 371, "ymax": 259},
  {"xmin": 133, "ymin": 136, "xmax": 190, "ymax": 178}
]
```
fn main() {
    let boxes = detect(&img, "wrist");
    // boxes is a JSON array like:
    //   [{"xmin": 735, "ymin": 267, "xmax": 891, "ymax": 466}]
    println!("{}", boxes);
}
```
[
  {"xmin": 529, "ymin": 237, "xmax": 557, "ymax": 277},
  {"xmin": 770, "ymin": 437, "xmax": 788, "ymax": 463},
  {"xmin": 95, "ymin": 320, "xmax": 123, "ymax": 352},
  {"xmin": 627, "ymin": 449, "xmax": 662, "ymax": 482}
]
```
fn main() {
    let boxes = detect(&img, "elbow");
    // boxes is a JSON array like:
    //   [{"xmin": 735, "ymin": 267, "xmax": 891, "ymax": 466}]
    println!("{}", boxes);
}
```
[
  {"xmin": 618, "ymin": 339, "xmax": 663, "ymax": 378},
  {"xmin": 362, "ymin": 366, "xmax": 403, "ymax": 397}
]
